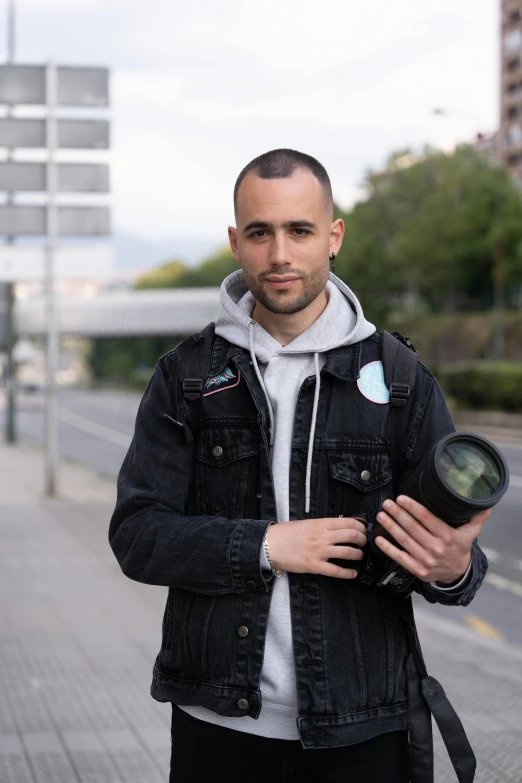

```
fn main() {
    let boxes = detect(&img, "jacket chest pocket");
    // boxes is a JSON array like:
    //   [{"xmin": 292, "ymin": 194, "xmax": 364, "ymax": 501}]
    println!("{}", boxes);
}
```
[
  {"xmin": 195, "ymin": 426, "xmax": 260, "ymax": 518},
  {"xmin": 327, "ymin": 449, "xmax": 392, "ymax": 518}
]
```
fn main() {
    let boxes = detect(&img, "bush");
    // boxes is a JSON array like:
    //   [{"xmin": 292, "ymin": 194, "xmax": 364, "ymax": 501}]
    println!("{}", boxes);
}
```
[
  {"xmin": 87, "ymin": 336, "xmax": 183, "ymax": 387},
  {"xmin": 386, "ymin": 311, "xmax": 522, "ymax": 363},
  {"xmin": 435, "ymin": 361, "xmax": 522, "ymax": 412}
]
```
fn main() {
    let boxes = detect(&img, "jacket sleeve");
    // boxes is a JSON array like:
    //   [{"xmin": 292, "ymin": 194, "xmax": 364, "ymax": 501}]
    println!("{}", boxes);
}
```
[
  {"xmin": 396, "ymin": 366, "xmax": 488, "ymax": 607},
  {"xmin": 108, "ymin": 352, "xmax": 274, "ymax": 595}
]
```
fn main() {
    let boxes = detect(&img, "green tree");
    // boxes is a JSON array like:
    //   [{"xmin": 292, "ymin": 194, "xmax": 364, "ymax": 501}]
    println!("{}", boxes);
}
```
[
  {"xmin": 334, "ymin": 146, "xmax": 522, "ymax": 326},
  {"xmin": 134, "ymin": 246, "xmax": 237, "ymax": 290},
  {"xmin": 134, "ymin": 259, "xmax": 188, "ymax": 289},
  {"xmin": 182, "ymin": 245, "xmax": 238, "ymax": 287}
]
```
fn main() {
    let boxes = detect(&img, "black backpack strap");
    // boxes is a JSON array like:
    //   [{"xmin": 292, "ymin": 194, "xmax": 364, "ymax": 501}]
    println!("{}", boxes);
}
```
[
  {"xmin": 173, "ymin": 322, "xmax": 216, "ymax": 441},
  {"xmin": 381, "ymin": 330, "xmax": 418, "ymax": 496},
  {"xmin": 399, "ymin": 599, "xmax": 476, "ymax": 783}
]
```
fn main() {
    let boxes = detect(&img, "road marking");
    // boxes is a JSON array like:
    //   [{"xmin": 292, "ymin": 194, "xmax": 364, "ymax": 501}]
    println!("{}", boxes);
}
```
[
  {"xmin": 57, "ymin": 407, "xmax": 132, "ymax": 448},
  {"xmin": 485, "ymin": 572, "xmax": 522, "ymax": 598},
  {"xmin": 464, "ymin": 615, "xmax": 503, "ymax": 639}
]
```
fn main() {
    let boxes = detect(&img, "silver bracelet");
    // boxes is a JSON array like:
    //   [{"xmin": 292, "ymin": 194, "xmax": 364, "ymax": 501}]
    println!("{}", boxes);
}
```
[{"xmin": 263, "ymin": 532, "xmax": 282, "ymax": 577}]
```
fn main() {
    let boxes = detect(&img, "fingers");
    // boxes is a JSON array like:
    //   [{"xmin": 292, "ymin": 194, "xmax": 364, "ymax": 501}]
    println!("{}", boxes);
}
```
[
  {"xmin": 374, "ymin": 536, "xmax": 431, "ymax": 581},
  {"xmin": 329, "ymin": 528, "xmax": 367, "ymax": 548},
  {"xmin": 325, "ymin": 517, "xmax": 367, "ymax": 535},
  {"xmin": 384, "ymin": 498, "xmax": 491, "ymax": 549},
  {"xmin": 378, "ymin": 499, "xmax": 440, "ymax": 548},
  {"xmin": 458, "ymin": 508, "xmax": 491, "ymax": 538},
  {"xmin": 376, "ymin": 510, "xmax": 434, "ymax": 563},
  {"xmin": 393, "ymin": 496, "xmax": 451, "ymax": 537},
  {"xmin": 326, "ymin": 545, "xmax": 365, "ymax": 561},
  {"xmin": 319, "ymin": 562, "xmax": 359, "ymax": 580}
]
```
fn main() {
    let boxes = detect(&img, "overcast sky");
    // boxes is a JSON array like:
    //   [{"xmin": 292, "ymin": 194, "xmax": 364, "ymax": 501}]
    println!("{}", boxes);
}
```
[{"xmin": 0, "ymin": 0, "xmax": 499, "ymax": 246}]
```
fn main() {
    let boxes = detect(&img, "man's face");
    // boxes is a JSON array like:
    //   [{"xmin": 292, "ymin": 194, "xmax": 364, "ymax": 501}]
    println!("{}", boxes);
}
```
[{"xmin": 229, "ymin": 168, "xmax": 343, "ymax": 315}]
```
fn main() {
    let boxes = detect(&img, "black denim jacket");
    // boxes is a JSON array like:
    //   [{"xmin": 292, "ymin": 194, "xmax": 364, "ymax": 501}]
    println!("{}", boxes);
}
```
[{"xmin": 109, "ymin": 331, "xmax": 487, "ymax": 750}]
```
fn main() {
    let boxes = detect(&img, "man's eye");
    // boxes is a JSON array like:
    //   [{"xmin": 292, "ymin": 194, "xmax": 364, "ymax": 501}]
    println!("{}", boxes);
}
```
[
  {"xmin": 293, "ymin": 229, "xmax": 310, "ymax": 236},
  {"xmin": 251, "ymin": 230, "xmax": 267, "ymax": 238}
]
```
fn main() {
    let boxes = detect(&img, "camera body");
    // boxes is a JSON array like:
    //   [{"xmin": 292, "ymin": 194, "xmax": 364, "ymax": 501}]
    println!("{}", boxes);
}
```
[{"xmin": 330, "ymin": 513, "xmax": 419, "ymax": 595}]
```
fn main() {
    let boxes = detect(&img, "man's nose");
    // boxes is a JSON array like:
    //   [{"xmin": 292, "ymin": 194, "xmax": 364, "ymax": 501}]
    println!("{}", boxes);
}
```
[{"xmin": 269, "ymin": 233, "xmax": 290, "ymax": 267}]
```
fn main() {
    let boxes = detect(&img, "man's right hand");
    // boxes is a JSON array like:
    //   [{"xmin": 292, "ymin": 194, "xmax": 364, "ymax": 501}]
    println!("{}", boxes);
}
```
[{"xmin": 265, "ymin": 517, "xmax": 367, "ymax": 579}]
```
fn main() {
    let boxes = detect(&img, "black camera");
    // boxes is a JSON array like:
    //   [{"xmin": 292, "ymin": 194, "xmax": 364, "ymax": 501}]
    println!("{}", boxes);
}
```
[{"xmin": 330, "ymin": 432, "xmax": 510, "ymax": 595}]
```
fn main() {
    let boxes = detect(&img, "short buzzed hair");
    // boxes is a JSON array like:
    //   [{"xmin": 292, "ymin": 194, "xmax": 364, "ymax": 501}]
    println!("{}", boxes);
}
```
[{"xmin": 234, "ymin": 148, "xmax": 333, "ymax": 218}]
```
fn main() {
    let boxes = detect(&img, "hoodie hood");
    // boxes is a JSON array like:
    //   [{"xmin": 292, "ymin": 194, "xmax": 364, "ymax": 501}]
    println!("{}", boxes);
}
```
[
  {"xmin": 215, "ymin": 270, "xmax": 375, "ymax": 514},
  {"xmin": 215, "ymin": 269, "xmax": 375, "ymax": 361}
]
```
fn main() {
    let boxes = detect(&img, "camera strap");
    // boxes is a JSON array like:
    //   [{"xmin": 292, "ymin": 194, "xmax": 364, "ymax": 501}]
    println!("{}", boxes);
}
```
[{"xmin": 400, "ymin": 598, "xmax": 477, "ymax": 783}]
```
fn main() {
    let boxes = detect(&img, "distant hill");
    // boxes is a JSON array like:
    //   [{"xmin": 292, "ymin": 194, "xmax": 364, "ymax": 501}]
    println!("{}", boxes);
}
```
[{"xmin": 113, "ymin": 233, "xmax": 222, "ymax": 276}]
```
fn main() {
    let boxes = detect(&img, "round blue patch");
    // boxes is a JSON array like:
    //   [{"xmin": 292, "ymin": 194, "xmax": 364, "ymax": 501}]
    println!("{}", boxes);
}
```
[{"xmin": 357, "ymin": 361, "xmax": 390, "ymax": 405}]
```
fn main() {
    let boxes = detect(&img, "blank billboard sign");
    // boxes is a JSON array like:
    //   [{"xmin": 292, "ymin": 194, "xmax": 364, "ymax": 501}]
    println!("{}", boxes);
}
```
[
  {"xmin": 0, "ymin": 162, "xmax": 109, "ymax": 192},
  {"xmin": 0, "ymin": 65, "xmax": 109, "ymax": 107},
  {"xmin": 0, "ymin": 118, "xmax": 109, "ymax": 149},
  {"xmin": 0, "ymin": 206, "xmax": 110, "ymax": 235}
]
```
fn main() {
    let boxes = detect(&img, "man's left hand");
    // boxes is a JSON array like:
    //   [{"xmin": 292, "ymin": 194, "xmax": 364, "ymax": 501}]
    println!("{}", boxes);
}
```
[{"xmin": 374, "ymin": 496, "xmax": 491, "ymax": 586}]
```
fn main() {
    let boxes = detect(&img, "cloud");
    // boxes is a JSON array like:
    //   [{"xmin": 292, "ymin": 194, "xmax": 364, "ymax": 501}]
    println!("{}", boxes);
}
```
[{"xmin": 7, "ymin": 0, "xmax": 499, "ymax": 242}]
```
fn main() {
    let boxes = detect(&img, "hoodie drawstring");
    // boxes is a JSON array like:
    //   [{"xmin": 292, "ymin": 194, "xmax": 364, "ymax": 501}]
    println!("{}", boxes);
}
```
[
  {"xmin": 248, "ymin": 321, "xmax": 321, "ymax": 513},
  {"xmin": 248, "ymin": 321, "xmax": 275, "ymax": 447},
  {"xmin": 305, "ymin": 352, "xmax": 321, "ymax": 514}
]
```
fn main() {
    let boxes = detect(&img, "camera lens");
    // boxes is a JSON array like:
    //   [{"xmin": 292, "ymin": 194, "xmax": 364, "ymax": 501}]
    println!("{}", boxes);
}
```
[
  {"xmin": 439, "ymin": 440, "xmax": 502, "ymax": 500},
  {"xmin": 417, "ymin": 432, "xmax": 509, "ymax": 526}
]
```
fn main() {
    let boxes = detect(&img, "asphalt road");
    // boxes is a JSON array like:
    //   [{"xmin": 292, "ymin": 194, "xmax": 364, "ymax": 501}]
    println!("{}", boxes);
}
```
[{"xmin": 3, "ymin": 387, "xmax": 522, "ymax": 645}]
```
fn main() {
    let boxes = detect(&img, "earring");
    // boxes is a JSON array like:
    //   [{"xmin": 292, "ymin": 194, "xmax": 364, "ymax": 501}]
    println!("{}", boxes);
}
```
[{"xmin": 329, "ymin": 252, "xmax": 336, "ymax": 274}]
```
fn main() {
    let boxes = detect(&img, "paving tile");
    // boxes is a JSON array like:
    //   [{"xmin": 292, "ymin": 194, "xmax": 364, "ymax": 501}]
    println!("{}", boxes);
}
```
[{"xmin": 21, "ymin": 732, "xmax": 79, "ymax": 783}]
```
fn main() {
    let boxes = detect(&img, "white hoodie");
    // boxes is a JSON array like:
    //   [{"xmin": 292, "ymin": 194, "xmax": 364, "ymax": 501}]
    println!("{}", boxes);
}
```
[{"xmin": 179, "ymin": 270, "xmax": 375, "ymax": 739}]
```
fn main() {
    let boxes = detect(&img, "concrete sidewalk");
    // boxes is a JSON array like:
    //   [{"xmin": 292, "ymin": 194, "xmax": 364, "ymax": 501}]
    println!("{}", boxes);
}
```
[{"xmin": 1, "ymin": 442, "xmax": 521, "ymax": 783}]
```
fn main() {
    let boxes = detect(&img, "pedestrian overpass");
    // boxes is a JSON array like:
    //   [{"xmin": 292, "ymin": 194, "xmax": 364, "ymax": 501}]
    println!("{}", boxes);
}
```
[{"xmin": 14, "ymin": 288, "xmax": 222, "ymax": 337}]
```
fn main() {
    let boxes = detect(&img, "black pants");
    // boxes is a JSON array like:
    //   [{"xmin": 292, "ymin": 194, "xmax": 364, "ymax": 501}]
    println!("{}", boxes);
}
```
[{"xmin": 170, "ymin": 705, "xmax": 409, "ymax": 783}]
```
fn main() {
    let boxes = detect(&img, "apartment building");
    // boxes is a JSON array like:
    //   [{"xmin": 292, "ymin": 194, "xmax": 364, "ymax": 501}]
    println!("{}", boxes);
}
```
[{"xmin": 500, "ymin": 0, "xmax": 522, "ymax": 184}]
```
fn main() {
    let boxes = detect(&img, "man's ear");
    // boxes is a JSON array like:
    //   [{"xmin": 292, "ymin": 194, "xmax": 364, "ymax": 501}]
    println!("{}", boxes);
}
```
[
  {"xmin": 329, "ymin": 218, "xmax": 345, "ymax": 256},
  {"xmin": 228, "ymin": 226, "xmax": 242, "ymax": 263}
]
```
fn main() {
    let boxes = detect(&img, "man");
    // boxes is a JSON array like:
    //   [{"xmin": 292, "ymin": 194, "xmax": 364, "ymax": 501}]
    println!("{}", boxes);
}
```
[{"xmin": 109, "ymin": 149, "xmax": 489, "ymax": 782}]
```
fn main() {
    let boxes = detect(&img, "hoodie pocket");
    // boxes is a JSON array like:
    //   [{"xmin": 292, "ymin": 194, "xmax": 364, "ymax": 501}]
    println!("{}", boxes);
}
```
[{"xmin": 195, "ymin": 426, "xmax": 260, "ymax": 517}]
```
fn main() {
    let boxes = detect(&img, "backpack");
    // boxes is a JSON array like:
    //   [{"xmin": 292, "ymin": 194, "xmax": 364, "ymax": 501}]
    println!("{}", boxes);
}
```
[
  {"xmin": 172, "ymin": 322, "xmax": 475, "ymax": 783},
  {"xmin": 176, "ymin": 323, "xmax": 416, "ymax": 493}
]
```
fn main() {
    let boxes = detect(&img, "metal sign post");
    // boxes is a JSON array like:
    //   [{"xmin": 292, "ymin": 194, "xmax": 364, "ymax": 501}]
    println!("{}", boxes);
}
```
[
  {"xmin": 0, "ymin": 53, "xmax": 111, "ymax": 495},
  {"xmin": 4, "ymin": 0, "xmax": 16, "ymax": 445},
  {"xmin": 45, "ymin": 60, "xmax": 58, "ymax": 497}
]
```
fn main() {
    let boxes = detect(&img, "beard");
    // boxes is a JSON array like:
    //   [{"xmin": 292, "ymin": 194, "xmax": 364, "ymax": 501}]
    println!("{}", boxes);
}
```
[{"xmin": 243, "ymin": 264, "xmax": 329, "ymax": 315}]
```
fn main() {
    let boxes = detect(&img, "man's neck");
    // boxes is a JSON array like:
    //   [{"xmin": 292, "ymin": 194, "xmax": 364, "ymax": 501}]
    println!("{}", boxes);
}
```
[{"xmin": 251, "ymin": 290, "xmax": 328, "ymax": 347}]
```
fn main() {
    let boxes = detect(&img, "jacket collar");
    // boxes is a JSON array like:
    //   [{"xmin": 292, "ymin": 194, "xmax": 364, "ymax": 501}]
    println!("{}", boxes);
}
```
[
  {"xmin": 208, "ymin": 335, "xmax": 243, "ymax": 378},
  {"xmin": 322, "ymin": 342, "xmax": 361, "ymax": 381},
  {"xmin": 209, "ymin": 334, "xmax": 361, "ymax": 382}
]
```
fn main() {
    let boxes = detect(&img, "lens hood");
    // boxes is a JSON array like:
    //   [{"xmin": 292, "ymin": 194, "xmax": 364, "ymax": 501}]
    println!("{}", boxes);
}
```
[{"xmin": 417, "ymin": 431, "xmax": 509, "ymax": 526}]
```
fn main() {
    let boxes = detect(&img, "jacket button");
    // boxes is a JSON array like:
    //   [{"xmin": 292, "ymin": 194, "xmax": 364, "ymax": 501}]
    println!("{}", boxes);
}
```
[
  {"xmin": 237, "ymin": 698, "xmax": 249, "ymax": 710},
  {"xmin": 212, "ymin": 446, "xmax": 223, "ymax": 457},
  {"xmin": 237, "ymin": 626, "xmax": 249, "ymax": 638},
  {"xmin": 361, "ymin": 470, "xmax": 371, "ymax": 482},
  {"xmin": 246, "ymin": 580, "xmax": 256, "ymax": 591}
]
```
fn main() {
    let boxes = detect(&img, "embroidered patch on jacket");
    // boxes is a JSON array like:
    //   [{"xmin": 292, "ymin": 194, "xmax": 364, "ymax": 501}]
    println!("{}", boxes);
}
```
[
  {"xmin": 203, "ymin": 366, "xmax": 241, "ymax": 396},
  {"xmin": 357, "ymin": 361, "xmax": 390, "ymax": 404}
]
